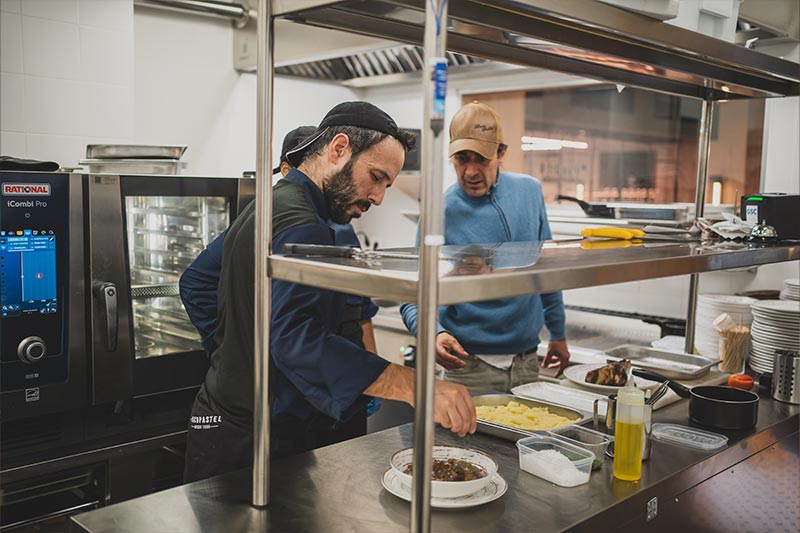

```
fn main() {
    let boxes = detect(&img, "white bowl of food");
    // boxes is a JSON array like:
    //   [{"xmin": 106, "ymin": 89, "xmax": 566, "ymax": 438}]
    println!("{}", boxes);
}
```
[{"xmin": 390, "ymin": 446, "xmax": 498, "ymax": 499}]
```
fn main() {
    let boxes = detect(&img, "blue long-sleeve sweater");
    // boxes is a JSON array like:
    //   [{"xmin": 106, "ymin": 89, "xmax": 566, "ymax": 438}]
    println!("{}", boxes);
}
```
[{"xmin": 400, "ymin": 171, "xmax": 565, "ymax": 355}]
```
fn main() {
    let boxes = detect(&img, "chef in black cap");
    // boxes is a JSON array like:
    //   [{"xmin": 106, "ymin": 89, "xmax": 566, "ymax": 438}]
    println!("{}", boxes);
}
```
[
  {"xmin": 184, "ymin": 102, "xmax": 476, "ymax": 482},
  {"xmin": 180, "ymin": 124, "xmax": 383, "ymax": 450}
]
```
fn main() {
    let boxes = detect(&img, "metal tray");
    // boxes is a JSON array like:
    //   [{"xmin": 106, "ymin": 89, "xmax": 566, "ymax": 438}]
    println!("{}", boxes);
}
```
[
  {"xmin": 79, "ymin": 159, "xmax": 185, "ymax": 175},
  {"xmin": 605, "ymin": 344, "xmax": 715, "ymax": 380},
  {"xmin": 86, "ymin": 144, "xmax": 187, "ymax": 160},
  {"xmin": 473, "ymin": 394, "xmax": 591, "ymax": 442}
]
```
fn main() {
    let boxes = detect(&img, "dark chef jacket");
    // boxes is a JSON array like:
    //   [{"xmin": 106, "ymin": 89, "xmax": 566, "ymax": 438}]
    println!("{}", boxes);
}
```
[
  {"xmin": 179, "ymin": 212, "xmax": 378, "ymax": 356},
  {"xmin": 187, "ymin": 170, "xmax": 389, "ymax": 476}
]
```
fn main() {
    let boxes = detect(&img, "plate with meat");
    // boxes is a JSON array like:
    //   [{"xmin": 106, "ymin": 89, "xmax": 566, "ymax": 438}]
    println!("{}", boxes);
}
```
[{"xmin": 563, "ymin": 361, "xmax": 660, "ymax": 393}]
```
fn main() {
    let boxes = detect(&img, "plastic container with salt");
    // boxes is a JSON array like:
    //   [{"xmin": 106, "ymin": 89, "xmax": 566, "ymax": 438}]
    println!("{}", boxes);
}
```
[{"xmin": 516, "ymin": 435, "xmax": 594, "ymax": 487}]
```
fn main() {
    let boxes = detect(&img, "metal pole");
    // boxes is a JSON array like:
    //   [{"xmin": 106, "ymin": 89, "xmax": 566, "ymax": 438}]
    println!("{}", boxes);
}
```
[
  {"xmin": 252, "ymin": 0, "xmax": 273, "ymax": 508},
  {"xmin": 684, "ymin": 99, "xmax": 715, "ymax": 354},
  {"xmin": 412, "ymin": 1, "xmax": 448, "ymax": 532}
]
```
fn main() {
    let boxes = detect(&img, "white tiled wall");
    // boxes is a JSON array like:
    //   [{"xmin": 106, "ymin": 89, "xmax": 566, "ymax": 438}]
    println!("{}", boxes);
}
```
[
  {"xmin": 0, "ymin": 0, "xmax": 134, "ymax": 166},
  {"xmin": 1, "ymin": 0, "xmax": 357, "ymax": 175},
  {"xmin": 132, "ymin": 8, "xmax": 359, "ymax": 176}
]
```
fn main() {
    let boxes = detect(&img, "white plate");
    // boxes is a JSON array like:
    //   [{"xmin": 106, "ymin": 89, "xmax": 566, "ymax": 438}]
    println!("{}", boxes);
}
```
[
  {"xmin": 752, "ymin": 302, "xmax": 800, "ymax": 314},
  {"xmin": 699, "ymin": 294, "xmax": 758, "ymax": 306},
  {"xmin": 751, "ymin": 347, "xmax": 777, "ymax": 357},
  {"xmin": 750, "ymin": 328, "xmax": 800, "ymax": 341},
  {"xmin": 752, "ymin": 319, "xmax": 800, "ymax": 329},
  {"xmin": 752, "ymin": 319, "xmax": 800, "ymax": 331},
  {"xmin": 381, "ymin": 468, "xmax": 507, "ymax": 509},
  {"xmin": 750, "ymin": 339, "xmax": 800, "ymax": 351},
  {"xmin": 749, "ymin": 347, "xmax": 776, "ymax": 358},
  {"xmin": 751, "ymin": 311, "xmax": 800, "ymax": 323},
  {"xmin": 751, "ymin": 334, "xmax": 800, "ymax": 345},
  {"xmin": 749, "ymin": 353, "xmax": 773, "ymax": 364},
  {"xmin": 750, "ymin": 330, "xmax": 800, "ymax": 345},
  {"xmin": 752, "ymin": 300, "xmax": 800, "ymax": 314},
  {"xmin": 750, "ymin": 362, "xmax": 772, "ymax": 373},
  {"xmin": 750, "ymin": 338, "xmax": 789, "ymax": 349},
  {"xmin": 563, "ymin": 363, "xmax": 660, "ymax": 393},
  {"xmin": 389, "ymin": 446, "xmax": 498, "ymax": 499},
  {"xmin": 752, "ymin": 314, "xmax": 800, "ymax": 325}
]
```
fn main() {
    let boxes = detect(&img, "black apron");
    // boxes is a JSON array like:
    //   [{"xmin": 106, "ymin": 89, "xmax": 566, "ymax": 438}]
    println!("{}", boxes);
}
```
[{"xmin": 184, "ymin": 307, "xmax": 368, "ymax": 483}]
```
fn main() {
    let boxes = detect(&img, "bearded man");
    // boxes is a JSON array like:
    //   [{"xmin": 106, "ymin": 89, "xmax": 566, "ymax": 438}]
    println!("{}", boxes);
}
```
[{"xmin": 184, "ymin": 102, "xmax": 477, "ymax": 482}]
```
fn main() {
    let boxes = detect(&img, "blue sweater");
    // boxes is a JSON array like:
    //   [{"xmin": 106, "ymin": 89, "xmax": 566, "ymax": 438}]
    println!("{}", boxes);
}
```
[{"xmin": 400, "ymin": 171, "xmax": 565, "ymax": 355}]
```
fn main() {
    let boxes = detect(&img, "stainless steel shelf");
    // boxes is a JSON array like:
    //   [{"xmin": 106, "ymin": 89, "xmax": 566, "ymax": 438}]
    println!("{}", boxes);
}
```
[
  {"xmin": 274, "ymin": 0, "xmax": 799, "ymax": 100},
  {"xmin": 270, "ymin": 241, "xmax": 800, "ymax": 305}
]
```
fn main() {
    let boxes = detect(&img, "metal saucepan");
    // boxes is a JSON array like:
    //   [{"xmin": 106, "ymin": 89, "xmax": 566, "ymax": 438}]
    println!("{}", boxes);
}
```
[{"xmin": 632, "ymin": 368, "xmax": 759, "ymax": 430}]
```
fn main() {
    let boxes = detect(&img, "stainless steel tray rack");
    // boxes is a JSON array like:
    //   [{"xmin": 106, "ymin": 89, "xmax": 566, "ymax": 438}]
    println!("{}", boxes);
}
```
[{"xmin": 253, "ymin": 0, "xmax": 800, "ymax": 525}]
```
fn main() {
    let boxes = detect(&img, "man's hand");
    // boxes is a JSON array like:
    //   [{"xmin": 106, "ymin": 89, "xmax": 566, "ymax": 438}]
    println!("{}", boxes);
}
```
[
  {"xmin": 364, "ymin": 365, "xmax": 476, "ymax": 438},
  {"xmin": 435, "ymin": 332, "xmax": 469, "ymax": 369},
  {"xmin": 433, "ymin": 380, "xmax": 476, "ymax": 437},
  {"xmin": 542, "ymin": 339, "xmax": 570, "ymax": 376}
]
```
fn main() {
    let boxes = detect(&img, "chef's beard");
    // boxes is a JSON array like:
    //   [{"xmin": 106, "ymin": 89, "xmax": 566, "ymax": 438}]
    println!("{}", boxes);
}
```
[{"xmin": 324, "ymin": 158, "xmax": 371, "ymax": 224}]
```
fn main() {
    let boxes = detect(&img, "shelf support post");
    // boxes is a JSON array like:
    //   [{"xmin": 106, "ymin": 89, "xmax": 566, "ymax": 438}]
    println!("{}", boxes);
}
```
[
  {"xmin": 412, "ymin": 1, "xmax": 449, "ymax": 532},
  {"xmin": 253, "ymin": 0, "xmax": 274, "ymax": 508},
  {"xmin": 685, "ymin": 99, "xmax": 716, "ymax": 355}
]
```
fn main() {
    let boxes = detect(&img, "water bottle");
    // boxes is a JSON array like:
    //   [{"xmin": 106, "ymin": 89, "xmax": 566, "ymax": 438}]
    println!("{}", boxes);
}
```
[{"xmin": 613, "ymin": 387, "xmax": 645, "ymax": 481}]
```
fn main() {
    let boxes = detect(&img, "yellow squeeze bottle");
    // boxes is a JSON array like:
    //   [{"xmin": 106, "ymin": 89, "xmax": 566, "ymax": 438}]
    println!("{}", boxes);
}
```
[{"xmin": 613, "ymin": 388, "xmax": 645, "ymax": 481}]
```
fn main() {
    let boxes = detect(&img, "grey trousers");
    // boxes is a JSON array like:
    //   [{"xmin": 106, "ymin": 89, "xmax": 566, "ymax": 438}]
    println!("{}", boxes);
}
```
[{"xmin": 443, "ymin": 353, "xmax": 540, "ymax": 396}]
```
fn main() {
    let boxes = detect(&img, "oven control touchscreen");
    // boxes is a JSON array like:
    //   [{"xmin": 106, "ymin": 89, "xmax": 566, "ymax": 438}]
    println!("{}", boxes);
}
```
[
  {"xmin": 1, "ymin": 230, "xmax": 58, "ymax": 320},
  {"xmin": 1, "ymin": 174, "xmax": 69, "ymax": 392}
]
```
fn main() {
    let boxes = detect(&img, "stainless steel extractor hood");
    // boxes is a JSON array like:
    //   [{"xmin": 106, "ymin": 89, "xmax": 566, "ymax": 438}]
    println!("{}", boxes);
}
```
[
  {"xmin": 272, "ymin": 0, "xmax": 800, "ymax": 100},
  {"xmin": 274, "ymin": 45, "xmax": 486, "ymax": 86}
]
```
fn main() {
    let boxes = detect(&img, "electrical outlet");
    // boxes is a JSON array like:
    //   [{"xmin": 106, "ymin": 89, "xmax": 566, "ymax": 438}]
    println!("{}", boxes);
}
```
[{"xmin": 646, "ymin": 497, "xmax": 658, "ymax": 521}]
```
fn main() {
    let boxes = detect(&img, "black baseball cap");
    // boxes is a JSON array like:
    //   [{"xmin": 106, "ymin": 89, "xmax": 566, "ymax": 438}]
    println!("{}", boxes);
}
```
[
  {"xmin": 285, "ymin": 101, "xmax": 401, "ymax": 167},
  {"xmin": 273, "ymin": 125, "xmax": 316, "ymax": 174}
]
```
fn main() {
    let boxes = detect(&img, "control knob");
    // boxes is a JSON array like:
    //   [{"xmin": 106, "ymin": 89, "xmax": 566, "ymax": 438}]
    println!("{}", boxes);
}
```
[{"xmin": 18, "ymin": 336, "xmax": 47, "ymax": 364}]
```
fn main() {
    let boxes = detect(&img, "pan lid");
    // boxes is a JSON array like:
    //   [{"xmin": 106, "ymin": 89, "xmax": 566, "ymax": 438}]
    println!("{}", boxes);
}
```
[{"xmin": 652, "ymin": 423, "xmax": 728, "ymax": 451}]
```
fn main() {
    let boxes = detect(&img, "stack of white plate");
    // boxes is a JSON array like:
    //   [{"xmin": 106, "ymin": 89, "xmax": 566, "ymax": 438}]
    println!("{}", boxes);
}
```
[
  {"xmin": 749, "ymin": 299, "xmax": 800, "ymax": 373},
  {"xmin": 695, "ymin": 294, "xmax": 757, "ymax": 360},
  {"xmin": 780, "ymin": 278, "xmax": 800, "ymax": 301}
]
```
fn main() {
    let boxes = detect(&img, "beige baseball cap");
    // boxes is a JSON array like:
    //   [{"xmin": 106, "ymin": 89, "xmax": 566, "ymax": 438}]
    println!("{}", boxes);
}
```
[{"xmin": 448, "ymin": 101, "xmax": 504, "ymax": 160}]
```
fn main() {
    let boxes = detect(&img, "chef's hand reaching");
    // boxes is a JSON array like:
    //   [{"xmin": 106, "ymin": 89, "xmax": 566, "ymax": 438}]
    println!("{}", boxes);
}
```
[
  {"xmin": 433, "ymin": 380, "xmax": 476, "ymax": 437},
  {"xmin": 364, "ymin": 365, "xmax": 475, "ymax": 437},
  {"xmin": 435, "ymin": 332, "xmax": 470, "ymax": 369},
  {"xmin": 542, "ymin": 339, "xmax": 571, "ymax": 377}
]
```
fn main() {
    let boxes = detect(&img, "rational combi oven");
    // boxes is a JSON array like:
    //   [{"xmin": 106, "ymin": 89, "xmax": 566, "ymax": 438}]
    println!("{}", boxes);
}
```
[
  {"xmin": 1, "ymin": 171, "xmax": 253, "ymax": 423},
  {"xmin": 1, "ymin": 170, "xmax": 254, "ymax": 527}
]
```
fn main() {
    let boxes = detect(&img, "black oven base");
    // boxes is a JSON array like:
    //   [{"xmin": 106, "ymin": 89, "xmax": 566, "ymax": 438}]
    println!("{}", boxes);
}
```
[{"xmin": 1, "ymin": 388, "xmax": 197, "ymax": 530}]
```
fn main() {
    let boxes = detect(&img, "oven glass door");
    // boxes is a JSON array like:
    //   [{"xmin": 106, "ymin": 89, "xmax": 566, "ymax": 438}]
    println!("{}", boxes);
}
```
[{"xmin": 125, "ymin": 196, "xmax": 228, "ymax": 359}]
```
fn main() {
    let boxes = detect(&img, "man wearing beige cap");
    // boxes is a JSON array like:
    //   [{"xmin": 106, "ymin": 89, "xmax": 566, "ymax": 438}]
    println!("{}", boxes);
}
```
[{"xmin": 401, "ymin": 101, "xmax": 570, "ymax": 395}]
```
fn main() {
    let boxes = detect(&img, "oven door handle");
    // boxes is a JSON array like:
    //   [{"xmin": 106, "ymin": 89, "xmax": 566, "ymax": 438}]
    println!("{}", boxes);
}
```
[{"xmin": 92, "ymin": 282, "xmax": 118, "ymax": 351}]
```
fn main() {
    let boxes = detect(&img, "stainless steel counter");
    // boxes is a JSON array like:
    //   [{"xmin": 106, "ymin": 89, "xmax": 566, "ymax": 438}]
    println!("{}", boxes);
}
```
[{"xmin": 72, "ymin": 392, "xmax": 798, "ymax": 532}]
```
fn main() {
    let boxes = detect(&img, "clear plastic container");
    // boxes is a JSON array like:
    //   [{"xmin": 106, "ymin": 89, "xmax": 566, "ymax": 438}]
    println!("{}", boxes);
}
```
[
  {"xmin": 517, "ymin": 435, "xmax": 594, "ymax": 487},
  {"xmin": 548, "ymin": 425, "xmax": 614, "ymax": 470},
  {"xmin": 651, "ymin": 423, "xmax": 728, "ymax": 451}
]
